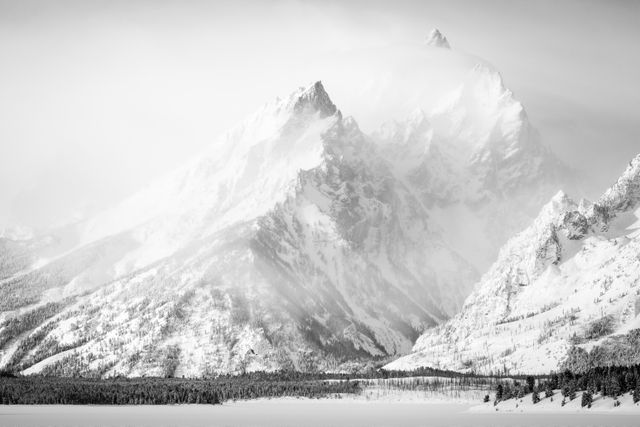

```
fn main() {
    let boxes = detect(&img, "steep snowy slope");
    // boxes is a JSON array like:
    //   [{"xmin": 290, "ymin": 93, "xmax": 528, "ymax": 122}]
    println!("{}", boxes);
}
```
[
  {"xmin": 0, "ymin": 32, "xmax": 573, "ymax": 376},
  {"xmin": 0, "ymin": 83, "xmax": 341, "ymax": 310},
  {"xmin": 374, "ymin": 64, "xmax": 566, "ymax": 270},
  {"xmin": 0, "ymin": 82, "xmax": 477, "ymax": 376},
  {"xmin": 386, "ymin": 155, "xmax": 640, "ymax": 374}
]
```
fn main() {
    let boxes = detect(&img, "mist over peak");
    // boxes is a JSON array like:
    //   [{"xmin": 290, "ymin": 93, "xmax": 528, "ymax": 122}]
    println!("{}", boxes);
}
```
[{"xmin": 0, "ymin": 3, "xmax": 638, "ymax": 391}]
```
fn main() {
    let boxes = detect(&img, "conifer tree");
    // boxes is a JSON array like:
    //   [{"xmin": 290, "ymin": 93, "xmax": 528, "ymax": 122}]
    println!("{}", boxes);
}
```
[
  {"xmin": 544, "ymin": 382, "xmax": 554, "ymax": 398},
  {"xmin": 526, "ymin": 376, "xmax": 535, "ymax": 393},
  {"xmin": 532, "ymin": 389, "xmax": 540, "ymax": 404}
]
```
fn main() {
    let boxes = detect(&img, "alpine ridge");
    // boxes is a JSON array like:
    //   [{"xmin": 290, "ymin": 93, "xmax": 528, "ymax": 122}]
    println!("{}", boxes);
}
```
[
  {"xmin": 0, "ymin": 43, "xmax": 572, "ymax": 377},
  {"xmin": 386, "ymin": 154, "xmax": 640, "ymax": 374},
  {"xmin": 0, "ymin": 81, "xmax": 479, "ymax": 376},
  {"xmin": 375, "ymin": 63, "xmax": 567, "ymax": 270}
]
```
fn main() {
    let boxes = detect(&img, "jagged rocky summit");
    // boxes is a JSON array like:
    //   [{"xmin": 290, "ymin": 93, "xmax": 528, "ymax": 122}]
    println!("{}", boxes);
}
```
[
  {"xmin": 387, "ymin": 155, "xmax": 640, "ymax": 374},
  {"xmin": 0, "ymin": 40, "xmax": 570, "ymax": 377},
  {"xmin": 425, "ymin": 28, "xmax": 450, "ymax": 49}
]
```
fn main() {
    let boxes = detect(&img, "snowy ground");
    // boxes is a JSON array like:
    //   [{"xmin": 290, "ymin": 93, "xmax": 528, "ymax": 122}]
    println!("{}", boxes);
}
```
[
  {"xmin": 0, "ymin": 378, "xmax": 638, "ymax": 426},
  {"xmin": 1, "ymin": 399, "xmax": 639, "ymax": 427},
  {"xmin": 472, "ymin": 389, "xmax": 640, "ymax": 414}
]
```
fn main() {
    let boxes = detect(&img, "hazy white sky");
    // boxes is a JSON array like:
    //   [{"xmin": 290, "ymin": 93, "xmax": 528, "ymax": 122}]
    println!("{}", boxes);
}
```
[{"xmin": 1, "ymin": 0, "xmax": 638, "ymax": 229}]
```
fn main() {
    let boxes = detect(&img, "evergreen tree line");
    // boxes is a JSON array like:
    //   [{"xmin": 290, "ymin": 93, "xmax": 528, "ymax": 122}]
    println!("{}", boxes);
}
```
[
  {"xmin": 0, "ymin": 368, "xmax": 540, "ymax": 405},
  {"xmin": 492, "ymin": 364, "xmax": 640, "ymax": 408},
  {"xmin": 0, "ymin": 365, "xmax": 554, "ymax": 406},
  {"xmin": 0, "ymin": 372, "xmax": 361, "ymax": 405}
]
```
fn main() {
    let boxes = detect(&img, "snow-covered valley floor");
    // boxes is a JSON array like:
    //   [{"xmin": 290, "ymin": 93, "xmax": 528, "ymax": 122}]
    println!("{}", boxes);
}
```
[
  {"xmin": 472, "ymin": 389, "xmax": 640, "ymax": 414},
  {"xmin": 1, "ymin": 392, "xmax": 639, "ymax": 427}
]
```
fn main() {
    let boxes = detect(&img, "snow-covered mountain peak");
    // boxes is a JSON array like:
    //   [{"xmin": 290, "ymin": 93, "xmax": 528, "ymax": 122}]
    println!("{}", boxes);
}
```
[
  {"xmin": 425, "ymin": 28, "xmax": 451, "ymax": 49},
  {"xmin": 0, "ymin": 41, "xmax": 577, "ymax": 377},
  {"xmin": 540, "ymin": 190, "xmax": 576, "ymax": 219},
  {"xmin": 292, "ymin": 81, "xmax": 338, "ymax": 118},
  {"xmin": 459, "ymin": 64, "xmax": 523, "ymax": 122},
  {"xmin": 386, "ymin": 153, "xmax": 640, "ymax": 375},
  {"xmin": 429, "ymin": 63, "xmax": 527, "ymax": 152},
  {"xmin": 468, "ymin": 64, "xmax": 519, "ymax": 112},
  {"xmin": 71, "ymin": 81, "xmax": 345, "ymax": 265},
  {"xmin": 366, "ymin": 56, "xmax": 568, "ymax": 270},
  {"xmin": 598, "ymin": 153, "xmax": 640, "ymax": 213},
  {"xmin": 216, "ymin": 81, "xmax": 339, "ymax": 154},
  {"xmin": 0, "ymin": 77, "xmax": 486, "ymax": 376}
]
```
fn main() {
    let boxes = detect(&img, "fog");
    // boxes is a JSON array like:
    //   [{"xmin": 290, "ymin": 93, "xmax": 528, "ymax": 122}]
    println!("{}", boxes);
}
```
[{"xmin": 1, "ymin": 0, "xmax": 638, "ymax": 230}]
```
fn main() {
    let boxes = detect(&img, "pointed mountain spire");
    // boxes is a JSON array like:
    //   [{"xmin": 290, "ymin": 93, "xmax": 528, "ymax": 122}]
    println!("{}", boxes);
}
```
[
  {"xmin": 425, "ymin": 28, "xmax": 451, "ymax": 49},
  {"xmin": 293, "ymin": 81, "xmax": 337, "ymax": 118}
]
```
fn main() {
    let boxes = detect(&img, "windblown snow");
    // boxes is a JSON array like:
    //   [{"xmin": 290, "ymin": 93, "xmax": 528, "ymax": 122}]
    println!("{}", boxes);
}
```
[
  {"xmin": 387, "ymin": 156, "xmax": 640, "ymax": 374},
  {"xmin": 0, "ymin": 33, "xmax": 573, "ymax": 377}
]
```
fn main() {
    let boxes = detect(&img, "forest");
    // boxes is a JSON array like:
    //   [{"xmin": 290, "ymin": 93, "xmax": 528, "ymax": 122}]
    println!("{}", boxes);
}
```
[
  {"xmin": 0, "ymin": 371, "xmax": 360, "ymax": 405},
  {"xmin": 5, "ymin": 364, "xmax": 637, "ymax": 406},
  {"xmin": 492, "ymin": 364, "xmax": 640, "ymax": 408},
  {"xmin": 0, "ymin": 366, "xmax": 545, "ymax": 405}
]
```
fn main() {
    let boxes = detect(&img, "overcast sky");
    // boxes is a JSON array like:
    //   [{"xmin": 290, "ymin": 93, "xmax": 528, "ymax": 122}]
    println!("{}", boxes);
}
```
[{"xmin": 1, "ymin": 0, "xmax": 638, "ymax": 229}]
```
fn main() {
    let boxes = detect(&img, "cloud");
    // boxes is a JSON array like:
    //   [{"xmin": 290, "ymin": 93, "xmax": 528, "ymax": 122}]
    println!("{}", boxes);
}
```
[{"xmin": 0, "ymin": 0, "xmax": 638, "ymax": 228}]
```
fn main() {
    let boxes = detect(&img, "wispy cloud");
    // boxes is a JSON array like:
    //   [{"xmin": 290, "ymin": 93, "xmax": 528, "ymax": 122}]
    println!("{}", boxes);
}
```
[{"xmin": 1, "ymin": 0, "xmax": 638, "ymax": 228}]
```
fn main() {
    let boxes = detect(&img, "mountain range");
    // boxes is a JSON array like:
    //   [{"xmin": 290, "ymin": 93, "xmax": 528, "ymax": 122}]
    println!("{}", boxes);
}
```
[
  {"xmin": 0, "ymin": 32, "xmax": 609, "ymax": 377},
  {"xmin": 387, "ymin": 155, "xmax": 640, "ymax": 374}
]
